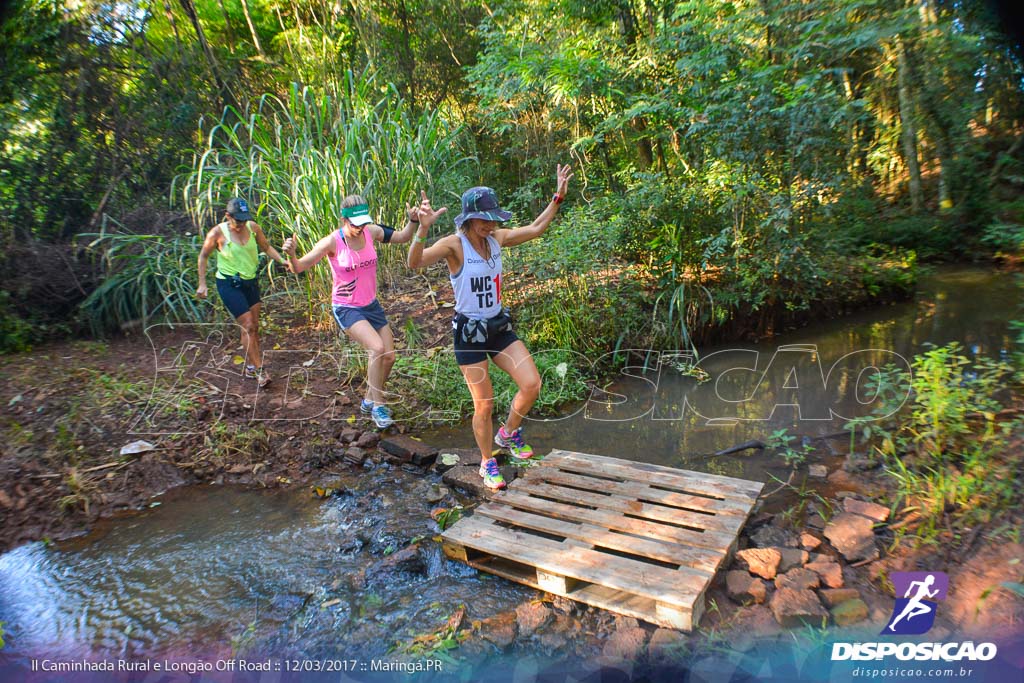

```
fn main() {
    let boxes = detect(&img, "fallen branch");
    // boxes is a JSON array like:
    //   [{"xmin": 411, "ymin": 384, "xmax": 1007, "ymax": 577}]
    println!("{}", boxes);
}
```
[{"xmin": 713, "ymin": 440, "xmax": 765, "ymax": 457}]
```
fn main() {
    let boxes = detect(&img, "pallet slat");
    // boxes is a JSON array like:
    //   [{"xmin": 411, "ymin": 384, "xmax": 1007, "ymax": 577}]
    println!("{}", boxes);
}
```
[
  {"xmin": 497, "ymin": 490, "xmax": 734, "ymax": 553},
  {"xmin": 444, "ymin": 515, "xmax": 707, "ymax": 606},
  {"xmin": 475, "ymin": 502, "xmax": 720, "ymax": 574},
  {"xmin": 511, "ymin": 478, "xmax": 745, "ymax": 537},
  {"xmin": 545, "ymin": 449, "xmax": 763, "ymax": 502},
  {"xmin": 529, "ymin": 467, "xmax": 752, "ymax": 517},
  {"xmin": 441, "ymin": 450, "xmax": 762, "ymax": 631}
]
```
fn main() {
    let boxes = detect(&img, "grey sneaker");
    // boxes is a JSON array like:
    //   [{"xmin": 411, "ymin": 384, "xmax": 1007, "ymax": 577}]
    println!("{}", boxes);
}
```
[{"xmin": 370, "ymin": 404, "xmax": 394, "ymax": 429}]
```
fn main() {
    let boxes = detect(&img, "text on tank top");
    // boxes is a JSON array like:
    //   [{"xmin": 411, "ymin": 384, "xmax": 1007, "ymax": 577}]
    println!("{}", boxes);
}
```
[
  {"xmin": 328, "ymin": 229, "xmax": 378, "ymax": 307},
  {"xmin": 451, "ymin": 233, "xmax": 502, "ymax": 319}
]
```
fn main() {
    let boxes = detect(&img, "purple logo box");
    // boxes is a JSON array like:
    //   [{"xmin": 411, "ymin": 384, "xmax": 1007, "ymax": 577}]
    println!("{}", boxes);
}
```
[{"xmin": 891, "ymin": 571, "xmax": 949, "ymax": 600}]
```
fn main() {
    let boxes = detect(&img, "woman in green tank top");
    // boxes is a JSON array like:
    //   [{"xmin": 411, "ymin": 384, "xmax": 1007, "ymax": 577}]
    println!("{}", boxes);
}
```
[{"xmin": 197, "ymin": 198, "xmax": 288, "ymax": 387}]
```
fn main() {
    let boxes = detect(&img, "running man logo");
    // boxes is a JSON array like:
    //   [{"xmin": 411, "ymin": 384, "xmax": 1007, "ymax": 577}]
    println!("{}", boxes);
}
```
[{"xmin": 883, "ymin": 571, "xmax": 949, "ymax": 635}]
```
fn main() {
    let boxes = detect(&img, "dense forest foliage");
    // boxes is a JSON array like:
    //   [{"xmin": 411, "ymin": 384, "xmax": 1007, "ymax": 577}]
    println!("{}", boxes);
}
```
[{"xmin": 1, "ymin": 0, "xmax": 1022, "ymax": 354}]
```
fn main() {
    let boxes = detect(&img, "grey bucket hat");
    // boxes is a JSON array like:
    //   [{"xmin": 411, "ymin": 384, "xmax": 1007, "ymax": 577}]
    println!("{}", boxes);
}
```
[{"xmin": 453, "ymin": 187, "xmax": 512, "ymax": 229}]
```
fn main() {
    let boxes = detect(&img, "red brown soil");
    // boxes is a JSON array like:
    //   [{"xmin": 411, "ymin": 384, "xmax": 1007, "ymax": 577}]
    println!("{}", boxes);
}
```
[{"xmin": 0, "ymin": 277, "xmax": 451, "ymax": 553}]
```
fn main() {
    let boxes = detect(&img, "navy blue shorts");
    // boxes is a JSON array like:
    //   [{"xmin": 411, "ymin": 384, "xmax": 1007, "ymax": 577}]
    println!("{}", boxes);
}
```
[
  {"xmin": 453, "ymin": 329, "xmax": 520, "ymax": 365},
  {"xmin": 332, "ymin": 300, "xmax": 389, "ymax": 331},
  {"xmin": 216, "ymin": 276, "xmax": 261, "ymax": 318}
]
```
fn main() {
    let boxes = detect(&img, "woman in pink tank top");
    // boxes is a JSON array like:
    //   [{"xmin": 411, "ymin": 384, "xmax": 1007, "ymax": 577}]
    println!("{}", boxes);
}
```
[{"xmin": 283, "ymin": 194, "xmax": 421, "ymax": 429}]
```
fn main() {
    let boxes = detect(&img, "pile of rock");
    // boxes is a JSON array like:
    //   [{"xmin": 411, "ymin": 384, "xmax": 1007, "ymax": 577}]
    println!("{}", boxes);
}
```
[{"xmin": 726, "ymin": 496, "xmax": 891, "ymax": 629}]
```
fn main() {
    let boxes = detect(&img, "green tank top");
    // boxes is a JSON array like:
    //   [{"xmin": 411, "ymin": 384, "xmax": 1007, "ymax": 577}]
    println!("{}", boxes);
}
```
[{"xmin": 215, "ymin": 222, "xmax": 259, "ymax": 280}]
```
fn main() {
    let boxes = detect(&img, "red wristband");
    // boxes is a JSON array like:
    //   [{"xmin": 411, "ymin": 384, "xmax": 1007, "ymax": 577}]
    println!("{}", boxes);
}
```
[{"xmin": 552, "ymin": 194, "xmax": 564, "ymax": 204}]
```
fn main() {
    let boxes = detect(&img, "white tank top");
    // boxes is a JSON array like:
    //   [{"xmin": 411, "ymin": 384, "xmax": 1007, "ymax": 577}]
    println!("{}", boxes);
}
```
[{"xmin": 451, "ymin": 233, "xmax": 502, "ymax": 319}]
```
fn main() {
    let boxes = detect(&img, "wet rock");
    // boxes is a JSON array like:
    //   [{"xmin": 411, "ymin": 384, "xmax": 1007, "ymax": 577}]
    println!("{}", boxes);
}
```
[
  {"xmin": 729, "ymin": 605, "xmax": 784, "ymax": 651},
  {"xmin": 736, "ymin": 548, "xmax": 782, "ymax": 580},
  {"xmin": 550, "ymin": 595, "xmax": 578, "ymax": 615},
  {"xmin": 338, "ymin": 428, "xmax": 359, "ymax": 444},
  {"xmin": 434, "ymin": 452, "xmax": 462, "ymax": 474},
  {"xmin": 726, "ymin": 570, "xmax": 767, "ymax": 605},
  {"xmin": 806, "ymin": 560, "xmax": 844, "ymax": 589},
  {"xmin": 344, "ymin": 447, "xmax": 367, "ymax": 466},
  {"xmin": 820, "ymin": 588, "xmax": 861, "ymax": 607},
  {"xmin": 424, "ymin": 484, "xmax": 448, "ymax": 504},
  {"xmin": 808, "ymin": 465, "xmax": 828, "ymax": 478},
  {"xmin": 806, "ymin": 512, "xmax": 826, "ymax": 530},
  {"xmin": 602, "ymin": 624, "xmax": 648, "ymax": 660},
  {"xmin": 379, "ymin": 435, "xmax": 438, "ymax": 466},
  {"xmin": 356, "ymin": 432, "xmax": 380, "ymax": 449},
  {"xmin": 776, "ymin": 547, "xmax": 809, "ymax": 572},
  {"xmin": 770, "ymin": 588, "xmax": 828, "ymax": 628},
  {"xmin": 442, "ymin": 464, "xmax": 518, "ymax": 497},
  {"xmin": 647, "ymin": 628, "xmax": 686, "ymax": 661},
  {"xmin": 843, "ymin": 451, "xmax": 881, "ymax": 472},
  {"xmin": 831, "ymin": 598, "xmax": 869, "ymax": 626},
  {"xmin": 774, "ymin": 568, "xmax": 820, "ymax": 591},
  {"xmin": 515, "ymin": 601, "xmax": 553, "ymax": 635},
  {"xmin": 827, "ymin": 469, "xmax": 862, "ymax": 491},
  {"xmin": 800, "ymin": 533, "xmax": 822, "ymax": 551},
  {"xmin": 823, "ymin": 512, "xmax": 879, "ymax": 562},
  {"xmin": 749, "ymin": 526, "xmax": 797, "ymax": 549},
  {"xmin": 364, "ymin": 543, "xmax": 425, "ymax": 582},
  {"xmin": 538, "ymin": 629, "xmax": 571, "ymax": 652},
  {"xmin": 477, "ymin": 612, "xmax": 517, "ymax": 650},
  {"xmin": 843, "ymin": 498, "xmax": 890, "ymax": 522}
]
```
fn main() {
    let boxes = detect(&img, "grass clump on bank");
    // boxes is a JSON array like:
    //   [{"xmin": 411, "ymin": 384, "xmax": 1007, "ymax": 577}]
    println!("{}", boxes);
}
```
[
  {"xmin": 848, "ymin": 341, "xmax": 1022, "ymax": 544},
  {"xmin": 389, "ymin": 348, "xmax": 592, "ymax": 424}
]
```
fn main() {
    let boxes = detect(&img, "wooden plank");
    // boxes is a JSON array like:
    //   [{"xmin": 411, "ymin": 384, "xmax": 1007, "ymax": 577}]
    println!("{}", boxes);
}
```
[
  {"xmin": 443, "ymin": 515, "xmax": 706, "ymax": 608},
  {"xmin": 496, "ymin": 490, "xmax": 735, "ymax": 554},
  {"xmin": 545, "ymin": 449, "xmax": 763, "ymax": 502},
  {"xmin": 528, "ymin": 467, "xmax": 752, "ymax": 517},
  {"xmin": 475, "ymin": 503, "xmax": 719, "ymax": 574},
  {"xmin": 546, "ymin": 449, "xmax": 763, "ymax": 501},
  {"xmin": 511, "ymin": 479, "xmax": 745, "ymax": 537},
  {"xmin": 462, "ymin": 556, "xmax": 690, "ymax": 630}
]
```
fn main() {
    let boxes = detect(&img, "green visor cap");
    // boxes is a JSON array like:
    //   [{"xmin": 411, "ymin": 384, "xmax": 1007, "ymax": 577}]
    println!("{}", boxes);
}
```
[{"xmin": 341, "ymin": 204, "xmax": 370, "ymax": 218}]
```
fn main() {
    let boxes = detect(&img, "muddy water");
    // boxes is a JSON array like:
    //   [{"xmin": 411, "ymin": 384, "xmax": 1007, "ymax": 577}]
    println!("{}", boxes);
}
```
[
  {"xmin": 428, "ymin": 265, "xmax": 1022, "ymax": 485},
  {"xmin": 0, "ymin": 266, "xmax": 1020, "ymax": 665}
]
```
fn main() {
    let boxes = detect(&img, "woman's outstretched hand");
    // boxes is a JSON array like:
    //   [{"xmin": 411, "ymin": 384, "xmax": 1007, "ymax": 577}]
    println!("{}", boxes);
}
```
[
  {"xmin": 556, "ymin": 164, "xmax": 574, "ymax": 198},
  {"xmin": 414, "ymin": 190, "xmax": 447, "ymax": 230}
]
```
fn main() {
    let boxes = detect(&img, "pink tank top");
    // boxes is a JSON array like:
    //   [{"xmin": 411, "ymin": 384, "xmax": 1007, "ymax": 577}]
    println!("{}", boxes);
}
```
[{"xmin": 328, "ymin": 229, "xmax": 378, "ymax": 307}]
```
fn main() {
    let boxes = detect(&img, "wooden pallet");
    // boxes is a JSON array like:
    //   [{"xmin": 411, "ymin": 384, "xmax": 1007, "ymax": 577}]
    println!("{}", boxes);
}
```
[{"xmin": 441, "ymin": 449, "xmax": 763, "ymax": 631}]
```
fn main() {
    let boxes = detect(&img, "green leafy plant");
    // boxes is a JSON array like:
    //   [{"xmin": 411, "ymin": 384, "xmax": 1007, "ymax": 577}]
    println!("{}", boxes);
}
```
[{"xmin": 765, "ymin": 428, "xmax": 814, "ymax": 468}]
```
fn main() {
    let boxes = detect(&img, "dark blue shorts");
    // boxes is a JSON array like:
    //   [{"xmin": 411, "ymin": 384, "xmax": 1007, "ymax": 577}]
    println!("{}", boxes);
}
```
[
  {"xmin": 453, "ymin": 329, "xmax": 520, "ymax": 365},
  {"xmin": 216, "ymin": 275, "xmax": 261, "ymax": 318},
  {"xmin": 332, "ymin": 300, "xmax": 389, "ymax": 331}
]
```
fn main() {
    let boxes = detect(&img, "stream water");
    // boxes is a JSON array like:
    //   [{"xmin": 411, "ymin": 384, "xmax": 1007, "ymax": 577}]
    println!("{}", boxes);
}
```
[{"xmin": 0, "ymin": 266, "xmax": 1020, "ymax": 671}]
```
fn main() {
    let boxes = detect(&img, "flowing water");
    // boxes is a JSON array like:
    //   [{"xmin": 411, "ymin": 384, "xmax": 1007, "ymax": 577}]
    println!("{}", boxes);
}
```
[{"xmin": 0, "ymin": 266, "xmax": 1020, "ymax": 668}]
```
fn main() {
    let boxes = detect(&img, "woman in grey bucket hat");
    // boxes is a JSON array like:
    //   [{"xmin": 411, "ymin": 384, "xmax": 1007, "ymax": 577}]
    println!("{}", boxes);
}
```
[{"xmin": 408, "ymin": 165, "xmax": 573, "ymax": 490}]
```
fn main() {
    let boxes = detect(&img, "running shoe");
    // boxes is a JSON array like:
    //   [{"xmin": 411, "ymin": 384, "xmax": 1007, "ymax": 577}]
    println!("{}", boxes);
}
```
[
  {"xmin": 360, "ymin": 398, "xmax": 374, "ymax": 414},
  {"xmin": 495, "ymin": 425, "xmax": 534, "ymax": 459},
  {"xmin": 244, "ymin": 365, "xmax": 271, "ymax": 388},
  {"xmin": 370, "ymin": 404, "xmax": 394, "ymax": 429},
  {"xmin": 478, "ymin": 458, "xmax": 507, "ymax": 490}
]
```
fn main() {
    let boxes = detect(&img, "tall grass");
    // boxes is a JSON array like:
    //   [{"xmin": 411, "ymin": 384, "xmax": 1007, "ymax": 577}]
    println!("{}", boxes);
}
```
[
  {"xmin": 177, "ymin": 69, "xmax": 474, "ymax": 316},
  {"xmin": 78, "ymin": 219, "xmax": 210, "ymax": 334}
]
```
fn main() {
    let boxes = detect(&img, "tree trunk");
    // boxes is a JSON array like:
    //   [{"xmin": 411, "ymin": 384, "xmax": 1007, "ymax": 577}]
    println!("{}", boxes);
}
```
[
  {"xmin": 894, "ymin": 36, "xmax": 923, "ymax": 213},
  {"xmin": 216, "ymin": 0, "xmax": 236, "ymax": 53},
  {"xmin": 177, "ymin": 0, "xmax": 236, "ymax": 110},
  {"xmin": 239, "ymin": 0, "xmax": 264, "ymax": 56}
]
